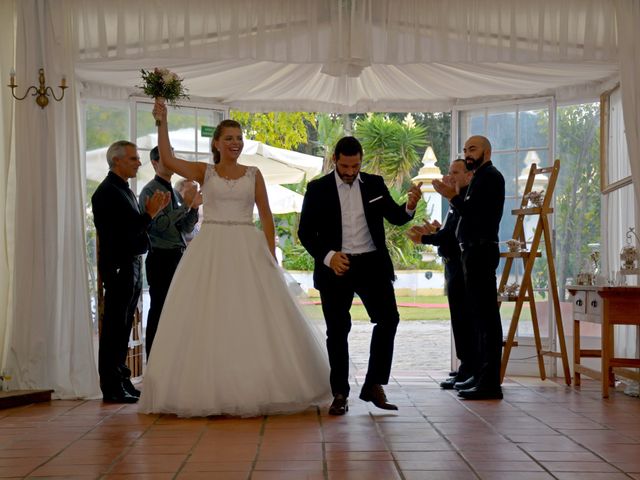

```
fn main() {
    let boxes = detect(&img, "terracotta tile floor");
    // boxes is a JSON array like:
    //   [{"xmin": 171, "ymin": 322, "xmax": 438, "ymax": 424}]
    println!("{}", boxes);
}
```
[{"xmin": 0, "ymin": 374, "xmax": 639, "ymax": 479}]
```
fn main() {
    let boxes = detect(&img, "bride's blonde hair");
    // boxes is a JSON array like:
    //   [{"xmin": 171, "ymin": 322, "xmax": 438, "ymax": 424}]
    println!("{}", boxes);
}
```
[{"xmin": 211, "ymin": 119, "xmax": 242, "ymax": 164}]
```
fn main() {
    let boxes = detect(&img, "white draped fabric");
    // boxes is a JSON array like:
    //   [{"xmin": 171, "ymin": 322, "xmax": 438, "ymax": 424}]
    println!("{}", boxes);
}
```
[
  {"xmin": 0, "ymin": 1, "xmax": 16, "ymax": 370},
  {"xmin": 71, "ymin": 0, "xmax": 618, "ymax": 65},
  {"xmin": 616, "ymin": 0, "xmax": 640, "ymax": 228},
  {"xmin": 70, "ymin": 0, "xmax": 620, "ymax": 112},
  {"xmin": 601, "ymin": 185, "xmax": 637, "ymax": 359},
  {"xmin": 5, "ymin": 0, "xmax": 99, "ymax": 398},
  {"xmin": 605, "ymin": 0, "xmax": 640, "ymax": 377}
]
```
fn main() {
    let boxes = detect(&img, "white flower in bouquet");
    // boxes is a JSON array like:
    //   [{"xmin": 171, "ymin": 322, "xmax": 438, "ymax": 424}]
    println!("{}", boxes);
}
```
[{"xmin": 139, "ymin": 67, "xmax": 189, "ymax": 105}]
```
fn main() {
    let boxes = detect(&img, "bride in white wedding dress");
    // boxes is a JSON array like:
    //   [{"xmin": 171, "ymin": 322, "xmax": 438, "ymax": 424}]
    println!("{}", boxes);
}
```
[{"xmin": 138, "ymin": 101, "xmax": 331, "ymax": 417}]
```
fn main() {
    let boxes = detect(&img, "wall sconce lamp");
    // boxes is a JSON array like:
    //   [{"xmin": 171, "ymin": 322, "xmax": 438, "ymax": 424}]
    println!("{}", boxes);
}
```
[{"xmin": 8, "ymin": 68, "xmax": 68, "ymax": 109}]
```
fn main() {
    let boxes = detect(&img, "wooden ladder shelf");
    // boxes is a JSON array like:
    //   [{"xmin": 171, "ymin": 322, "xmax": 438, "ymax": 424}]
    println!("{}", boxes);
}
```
[{"xmin": 499, "ymin": 159, "xmax": 571, "ymax": 385}]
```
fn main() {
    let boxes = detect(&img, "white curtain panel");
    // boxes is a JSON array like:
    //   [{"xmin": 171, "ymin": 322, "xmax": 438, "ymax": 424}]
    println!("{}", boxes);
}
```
[
  {"xmin": 601, "ymin": 185, "xmax": 637, "ymax": 358},
  {"xmin": 70, "ymin": 0, "xmax": 620, "ymax": 113},
  {"xmin": 607, "ymin": 0, "xmax": 640, "ymax": 365},
  {"xmin": 616, "ymin": 0, "xmax": 640, "ymax": 220},
  {"xmin": 7, "ymin": 0, "xmax": 99, "ymax": 398},
  {"xmin": 0, "ymin": 0, "xmax": 16, "ymax": 371}
]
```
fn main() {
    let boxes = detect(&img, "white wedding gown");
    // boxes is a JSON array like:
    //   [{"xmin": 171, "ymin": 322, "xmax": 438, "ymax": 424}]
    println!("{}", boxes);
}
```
[{"xmin": 139, "ymin": 165, "xmax": 331, "ymax": 417}]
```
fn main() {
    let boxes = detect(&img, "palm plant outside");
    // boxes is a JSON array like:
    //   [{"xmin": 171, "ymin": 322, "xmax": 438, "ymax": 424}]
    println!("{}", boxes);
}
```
[
  {"xmin": 354, "ymin": 113, "xmax": 427, "ymax": 189},
  {"xmin": 315, "ymin": 113, "xmax": 345, "ymax": 173}
]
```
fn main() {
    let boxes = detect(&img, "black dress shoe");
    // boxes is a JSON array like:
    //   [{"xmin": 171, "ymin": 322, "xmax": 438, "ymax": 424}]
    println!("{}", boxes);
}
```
[
  {"xmin": 454, "ymin": 376, "xmax": 476, "ymax": 391},
  {"xmin": 440, "ymin": 377, "xmax": 457, "ymax": 389},
  {"xmin": 329, "ymin": 394, "xmax": 348, "ymax": 415},
  {"xmin": 359, "ymin": 384, "xmax": 398, "ymax": 410},
  {"xmin": 457, "ymin": 385, "xmax": 503, "ymax": 400},
  {"xmin": 449, "ymin": 370, "xmax": 458, "ymax": 377},
  {"xmin": 103, "ymin": 390, "xmax": 139, "ymax": 404},
  {"xmin": 123, "ymin": 378, "xmax": 141, "ymax": 397}
]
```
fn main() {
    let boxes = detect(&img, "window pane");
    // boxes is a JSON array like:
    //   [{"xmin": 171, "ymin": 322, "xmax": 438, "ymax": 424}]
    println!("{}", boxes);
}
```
[
  {"xmin": 491, "ymin": 151, "xmax": 517, "ymax": 198},
  {"xmin": 487, "ymin": 108, "xmax": 516, "ymax": 151},
  {"xmin": 197, "ymin": 110, "xmax": 225, "ymax": 153},
  {"xmin": 458, "ymin": 110, "xmax": 484, "ymax": 153},
  {"xmin": 518, "ymin": 107, "xmax": 549, "ymax": 149},
  {"xmin": 458, "ymin": 102, "xmax": 553, "ymax": 347},
  {"xmin": 86, "ymin": 104, "xmax": 129, "ymax": 183},
  {"xmin": 517, "ymin": 150, "xmax": 549, "ymax": 198},
  {"xmin": 135, "ymin": 102, "xmax": 157, "ymax": 147},
  {"xmin": 85, "ymin": 101, "xmax": 130, "ymax": 329},
  {"xmin": 607, "ymin": 89, "xmax": 632, "ymax": 184},
  {"xmin": 197, "ymin": 154, "xmax": 212, "ymax": 164},
  {"xmin": 553, "ymin": 103, "xmax": 601, "ymax": 300},
  {"xmin": 499, "ymin": 196, "xmax": 520, "ymax": 245},
  {"xmin": 135, "ymin": 149, "xmax": 156, "ymax": 196}
]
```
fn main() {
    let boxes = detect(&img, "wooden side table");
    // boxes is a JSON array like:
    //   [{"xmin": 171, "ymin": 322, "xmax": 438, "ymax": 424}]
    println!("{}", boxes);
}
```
[{"xmin": 566, "ymin": 285, "xmax": 640, "ymax": 398}]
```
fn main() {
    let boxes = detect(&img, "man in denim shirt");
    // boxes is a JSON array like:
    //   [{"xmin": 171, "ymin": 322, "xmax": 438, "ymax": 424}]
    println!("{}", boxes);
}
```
[{"xmin": 139, "ymin": 147, "xmax": 201, "ymax": 359}]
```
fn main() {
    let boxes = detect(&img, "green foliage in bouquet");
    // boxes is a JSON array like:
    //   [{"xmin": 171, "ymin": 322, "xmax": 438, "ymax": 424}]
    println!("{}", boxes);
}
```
[{"xmin": 139, "ymin": 68, "xmax": 189, "ymax": 104}]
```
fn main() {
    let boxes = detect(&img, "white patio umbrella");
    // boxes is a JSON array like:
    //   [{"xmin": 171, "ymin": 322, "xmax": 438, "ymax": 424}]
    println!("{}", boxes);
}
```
[
  {"xmin": 240, "ymin": 139, "xmax": 322, "ymax": 185},
  {"xmin": 85, "ymin": 130, "xmax": 321, "ymax": 214},
  {"xmin": 254, "ymin": 184, "xmax": 304, "ymax": 215}
]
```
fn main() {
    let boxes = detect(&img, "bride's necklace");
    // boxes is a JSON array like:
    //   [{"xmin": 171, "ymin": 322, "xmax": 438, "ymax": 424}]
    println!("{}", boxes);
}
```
[
  {"xmin": 215, "ymin": 164, "xmax": 245, "ymax": 180},
  {"xmin": 214, "ymin": 165, "xmax": 247, "ymax": 189}
]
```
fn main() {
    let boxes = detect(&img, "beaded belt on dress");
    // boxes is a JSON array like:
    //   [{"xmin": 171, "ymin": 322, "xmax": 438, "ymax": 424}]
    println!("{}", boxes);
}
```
[{"xmin": 203, "ymin": 219, "xmax": 253, "ymax": 226}]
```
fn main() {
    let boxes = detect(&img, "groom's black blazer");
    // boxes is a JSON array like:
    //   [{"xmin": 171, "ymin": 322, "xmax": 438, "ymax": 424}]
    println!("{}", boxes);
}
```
[{"xmin": 298, "ymin": 171, "xmax": 413, "ymax": 290}]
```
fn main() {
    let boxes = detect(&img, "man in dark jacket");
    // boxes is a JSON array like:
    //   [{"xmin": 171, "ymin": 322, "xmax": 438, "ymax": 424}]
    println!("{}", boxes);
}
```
[
  {"xmin": 408, "ymin": 158, "xmax": 474, "ymax": 389},
  {"xmin": 433, "ymin": 136, "xmax": 505, "ymax": 400},
  {"xmin": 299, "ymin": 136, "xmax": 422, "ymax": 415},
  {"xmin": 91, "ymin": 140, "xmax": 169, "ymax": 403}
]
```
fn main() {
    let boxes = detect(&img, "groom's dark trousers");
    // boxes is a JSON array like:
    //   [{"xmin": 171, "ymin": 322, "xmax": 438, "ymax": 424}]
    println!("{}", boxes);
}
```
[
  {"xmin": 299, "ymin": 171, "xmax": 412, "ymax": 397},
  {"xmin": 319, "ymin": 251, "xmax": 399, "ymax": 396}
]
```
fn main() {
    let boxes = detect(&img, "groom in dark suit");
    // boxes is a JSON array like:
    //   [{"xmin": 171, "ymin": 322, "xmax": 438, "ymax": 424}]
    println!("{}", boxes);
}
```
[{"xmin": 299, "ymin": 136, "xmax": 422, "ymax": 415}]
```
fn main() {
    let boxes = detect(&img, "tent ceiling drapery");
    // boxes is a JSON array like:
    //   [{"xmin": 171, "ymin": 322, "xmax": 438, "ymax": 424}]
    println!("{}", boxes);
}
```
[
  {"xmin": 71, "ymin": 0, "xmax": 620, "ymax": 113},
  {"xmin": 76, "ymin": 60, "xmax": 619, "ymax": 113}
]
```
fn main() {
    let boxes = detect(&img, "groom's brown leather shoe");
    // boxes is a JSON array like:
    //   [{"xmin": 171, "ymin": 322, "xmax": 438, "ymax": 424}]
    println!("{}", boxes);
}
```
[
  {"xmin": 329, "ymin": 394, "xmax": 348, "ymax": 415},
  {"xmin": 359, "ymin": 384, "xmax": 398, "ymax": 410}
]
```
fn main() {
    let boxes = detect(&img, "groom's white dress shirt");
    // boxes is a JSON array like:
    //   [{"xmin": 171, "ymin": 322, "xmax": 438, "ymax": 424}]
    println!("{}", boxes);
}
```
[
  {"xmin": 324, "ymin": 172, "xmax": 375, "ymax": 267},
  {"xmin": 323, "ymin": 170, "xmax": 415, "ymax": 267}
]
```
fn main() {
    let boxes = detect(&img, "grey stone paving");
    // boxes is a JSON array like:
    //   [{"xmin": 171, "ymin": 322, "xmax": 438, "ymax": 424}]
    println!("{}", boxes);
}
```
[{"xmin": 349, "ymin": 319, "xmax": 451, "ymax": 374}]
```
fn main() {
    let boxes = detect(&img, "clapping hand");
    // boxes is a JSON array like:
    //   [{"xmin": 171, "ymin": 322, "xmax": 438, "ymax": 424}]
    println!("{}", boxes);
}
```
[
  {"xmin": 181, "ymin": 182, "xmax": 203, "ymax": 209},
  {"xmin": 432, "ymin": 178, "xmax": 457, "ymax": 200},
  {"xmin": 146, "ymin": 191, "xmax": 171, "ymax": 218},
  {"xmin": 406, "ymin": 182, "xmax": 423, "ymax": 210},
  {"xmin": 407, "ymin": 220, "xmax": 438, "ymax": 244}
]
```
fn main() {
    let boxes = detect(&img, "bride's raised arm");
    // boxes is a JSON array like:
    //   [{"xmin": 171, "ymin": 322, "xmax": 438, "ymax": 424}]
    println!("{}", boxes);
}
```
[{"xmin": 153, "ymin": 98, "xmax": 207, "ymax": 185}]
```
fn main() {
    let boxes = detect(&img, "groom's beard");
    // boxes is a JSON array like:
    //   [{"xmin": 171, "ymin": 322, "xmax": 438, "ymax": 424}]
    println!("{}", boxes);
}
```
[
  {"xmin": 465, "ymin": 154, "xmax": 485, "ymax": 171},
  {"xmin": 337, "ymin": 170, "xmax": 358, "ymax": 185}
]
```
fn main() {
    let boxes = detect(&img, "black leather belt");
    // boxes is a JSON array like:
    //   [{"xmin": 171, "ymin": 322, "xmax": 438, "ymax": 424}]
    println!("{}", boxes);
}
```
[
  {"xmin": 346, "ymin": 251, "xmax": 377, "ymax": 258},
  {"xmin": 459, "ymin": 240, "xmax": 498, "ymax": 252},
  {"xmin": 151, "ymin": 247, "xmax": 185, "ymax": 254}
]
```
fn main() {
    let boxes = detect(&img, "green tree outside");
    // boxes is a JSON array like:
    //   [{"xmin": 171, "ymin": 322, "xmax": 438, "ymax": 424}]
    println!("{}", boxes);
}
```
[{"xmin": 230, "ymin": 111, "xmax": 316, "ymax": 150}]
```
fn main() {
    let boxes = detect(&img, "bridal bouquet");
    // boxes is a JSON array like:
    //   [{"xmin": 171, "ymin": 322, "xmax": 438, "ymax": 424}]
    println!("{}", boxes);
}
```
[{"xmin": 139, "ymin": 68, "xmax": 189, "ymax": 125}]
